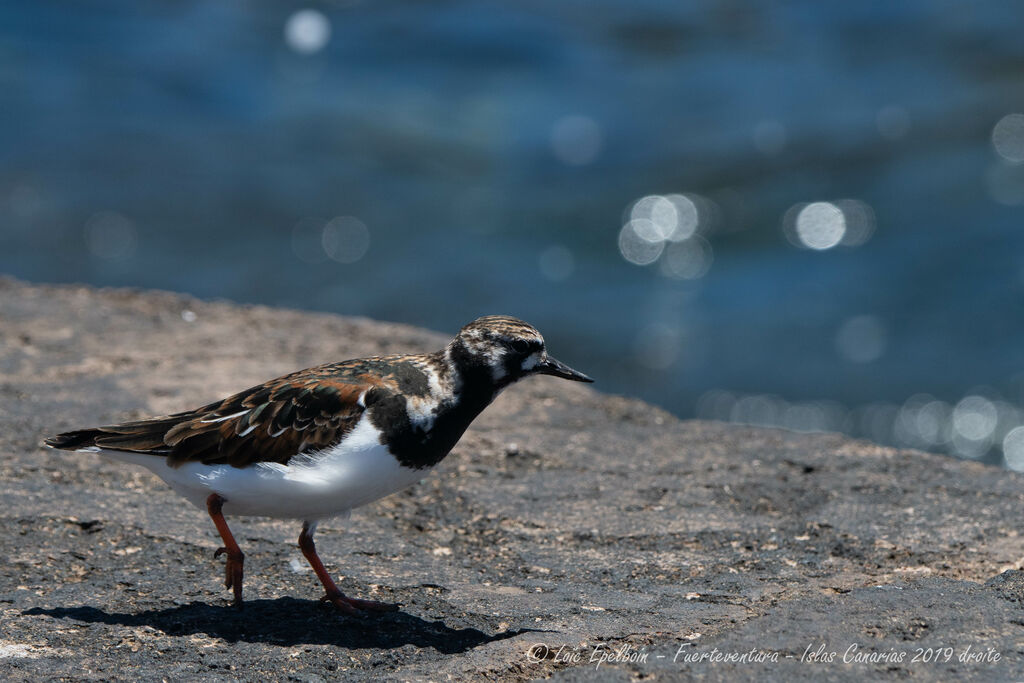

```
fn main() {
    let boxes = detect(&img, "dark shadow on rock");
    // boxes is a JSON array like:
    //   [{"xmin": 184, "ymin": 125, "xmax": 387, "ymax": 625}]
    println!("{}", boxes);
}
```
[{"xmin": 25, "ymin": 599, "xmax": 539, "ymax": 653}]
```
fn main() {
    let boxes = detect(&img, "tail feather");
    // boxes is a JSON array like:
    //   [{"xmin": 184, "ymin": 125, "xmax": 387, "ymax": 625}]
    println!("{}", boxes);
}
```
[
  {"xmin": 44, "ymin": 429, "xmax": 107, "ymax": 451},
  {"xmin": 44, "ymin": 413, "xmax": 192, "ymax": 453}
]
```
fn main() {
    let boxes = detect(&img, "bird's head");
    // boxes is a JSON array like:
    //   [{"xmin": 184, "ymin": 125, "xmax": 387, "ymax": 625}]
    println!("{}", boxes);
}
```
[{"xmin": 450, "ymin": 315, "xmax": 593, "ymax": 389}]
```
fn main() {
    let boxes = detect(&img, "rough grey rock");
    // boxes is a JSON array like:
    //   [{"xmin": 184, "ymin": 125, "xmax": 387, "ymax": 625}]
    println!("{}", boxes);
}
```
[{"xmin": 0, "ymin": 278, "xmax": 1022, "ymax": 681}]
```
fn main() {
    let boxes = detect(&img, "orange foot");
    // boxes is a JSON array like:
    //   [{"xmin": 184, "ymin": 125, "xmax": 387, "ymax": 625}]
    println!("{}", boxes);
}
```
[
  {"xmin": 320, "ymin": 590, "xmax": 400, "ymax": 615},
  {"xmin": 214, "ymin": 546, "xmax": 244, "ymax": 607}
]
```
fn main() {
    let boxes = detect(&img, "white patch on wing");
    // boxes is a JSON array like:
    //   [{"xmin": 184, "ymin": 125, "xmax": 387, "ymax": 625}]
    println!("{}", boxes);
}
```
[
  {"xmin": 199, "ymin": 410, "xmax": 248, "ymax": 424},
  {"xmin": 93, "ymin": 415, "xmax": 432, "ymax": 521}
]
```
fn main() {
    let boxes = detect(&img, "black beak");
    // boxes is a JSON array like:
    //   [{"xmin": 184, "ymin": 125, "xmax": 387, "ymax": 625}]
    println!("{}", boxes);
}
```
[{"xmin": 534, "ymin": 356, "xmax": 594, "ymax": 383}]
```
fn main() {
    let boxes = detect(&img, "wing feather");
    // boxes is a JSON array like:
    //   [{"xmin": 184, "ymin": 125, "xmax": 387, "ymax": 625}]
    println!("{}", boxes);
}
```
[{"xmin": 44, "ymin": 363, "xmax": 389, "ymax": 468}]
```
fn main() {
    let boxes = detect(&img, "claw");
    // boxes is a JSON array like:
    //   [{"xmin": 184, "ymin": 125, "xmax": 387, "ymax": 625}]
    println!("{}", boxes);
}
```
[
  {"xmin": 298, "ymin": 521, "xmax": 399, "ymax": 616},
  {"xmin": 321, "ymin": 590, "xmax": 399, "ymax": 615},
  {"xmin": 321, "ymin": 592, "xmax": 360, "ymax": 615},
  {"xmin": 206, "ymin": 493, "xmax": 245, "ymax": 607},
  {"xmin": 213, "ymin": 546, "xmax": 244, "ymax": 605}
]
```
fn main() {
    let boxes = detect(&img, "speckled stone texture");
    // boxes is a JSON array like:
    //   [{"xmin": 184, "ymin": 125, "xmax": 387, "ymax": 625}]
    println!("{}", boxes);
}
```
[{"xmin": 0, "ymin": 278, "xmax": 1022, "ymax": 681}]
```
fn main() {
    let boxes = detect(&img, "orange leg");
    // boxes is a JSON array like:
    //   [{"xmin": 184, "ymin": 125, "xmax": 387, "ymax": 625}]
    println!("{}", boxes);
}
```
[
  {"xmin": 206, "ymin": 493, "xmax": 244, "ymax": 607},
  {"xmin": 298, "ymin": 521, "xmax": 399, "ymax": 614}
]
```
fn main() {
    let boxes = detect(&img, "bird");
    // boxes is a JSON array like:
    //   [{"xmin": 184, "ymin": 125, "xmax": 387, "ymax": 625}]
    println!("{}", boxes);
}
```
[{"xmin": 44, "ymin": 315, "xmax": 592, "ymax": 613}]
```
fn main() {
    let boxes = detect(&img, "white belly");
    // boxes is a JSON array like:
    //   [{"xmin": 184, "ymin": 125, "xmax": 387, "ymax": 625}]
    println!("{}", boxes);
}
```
[{"xmin": 90, "ymin": 416, "xmax": 432, "ymax": 520}]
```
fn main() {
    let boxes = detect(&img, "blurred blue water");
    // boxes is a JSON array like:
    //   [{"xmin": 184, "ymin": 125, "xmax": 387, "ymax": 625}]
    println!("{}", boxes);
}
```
[{"xmin": 3, "ymin": 1, "xmax": 1024, "ymax": 465}]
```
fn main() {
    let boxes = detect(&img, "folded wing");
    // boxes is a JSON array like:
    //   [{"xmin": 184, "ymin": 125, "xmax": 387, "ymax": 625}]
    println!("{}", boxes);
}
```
[{"xmin": 45, "ymin": 367, "xmax": 379, "ymax": 468}]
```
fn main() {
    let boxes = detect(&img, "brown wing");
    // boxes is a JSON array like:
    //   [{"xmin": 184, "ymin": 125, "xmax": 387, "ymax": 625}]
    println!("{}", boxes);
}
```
[{"xmin": 45, "ymin": 363, "xmax": 389, "ymax": 468}]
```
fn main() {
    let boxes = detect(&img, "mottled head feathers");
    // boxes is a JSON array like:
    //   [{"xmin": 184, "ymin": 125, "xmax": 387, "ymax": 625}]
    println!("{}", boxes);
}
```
[
  {"xmin": 458, "ymin": 316, "xmax": 544, "ymax": 354},
  {"xmin": 451, "ymin": 315, "xmax": 591, "ymax": 386}
]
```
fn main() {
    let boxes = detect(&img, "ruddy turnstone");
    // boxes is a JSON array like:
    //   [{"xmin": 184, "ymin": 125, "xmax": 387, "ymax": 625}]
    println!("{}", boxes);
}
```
[{"xmin": 44, "ymin": 315, "xmax": 592, "ymax": 613}]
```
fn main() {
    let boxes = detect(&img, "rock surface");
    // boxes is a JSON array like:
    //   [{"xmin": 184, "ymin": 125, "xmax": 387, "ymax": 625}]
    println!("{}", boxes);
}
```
[{"xmin": 0, "ymin": 277, "xmax": 1022, "ymax": 681}]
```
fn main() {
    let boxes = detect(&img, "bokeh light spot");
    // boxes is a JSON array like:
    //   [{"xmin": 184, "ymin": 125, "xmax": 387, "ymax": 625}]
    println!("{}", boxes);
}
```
[
  {"xmin": 916, "ymin": 400, "xmax": 952, "ymax": 445},
  {"xmin": 952, "ymin": 395, "xmax": 998, "ymax": 443},
  {"xmin": 992, "ymin": 113, "xmax": 1024, "ymax": 162},
  {"xmin": 285, "ymin": 9, "xmax": 331, "ymax": 55},
  {"xmin": 618, "ymin": 221, "xmax": 664, "ymax": 265},
  {"xmin": 630, "ymin": 195, "xmax": 678, "ymax": 241},
  {"xmin": 629, "ymin": 217, "xmax": 665, "ymax": 243},
  {"xmin": 322, "ymin": 216, "xmax": 370, "ymax": 263},
  {"xmin": 1002, "ymin": 426, "xmax": 1024, "ymax": 471},
  {"xmin": 795, "ymin": 202, "xmax": 845, "ymax": 250},
  {"xmin": 664, "ymin": 194, "xmax": 699, "ymax": 241}
]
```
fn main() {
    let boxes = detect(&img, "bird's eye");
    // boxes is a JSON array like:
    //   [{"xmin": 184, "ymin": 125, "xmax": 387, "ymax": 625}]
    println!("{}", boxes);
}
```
[{"xmin": 510, "ymin": 339, "xmax": 531, "ymax": 353}]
